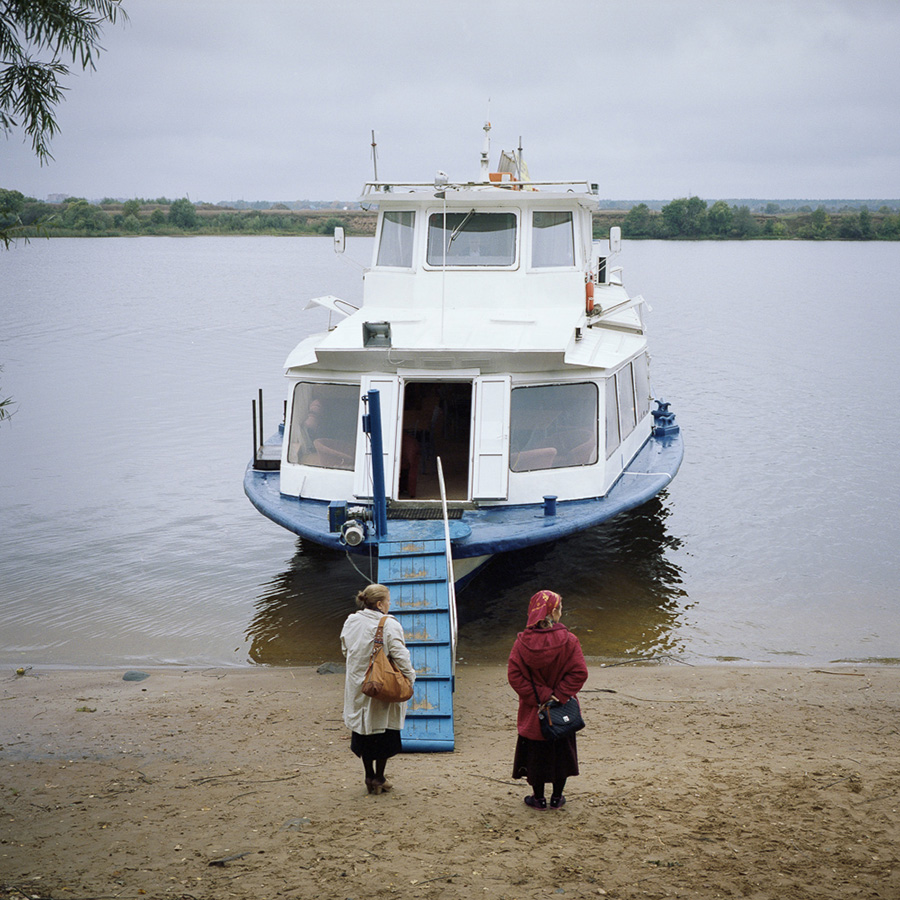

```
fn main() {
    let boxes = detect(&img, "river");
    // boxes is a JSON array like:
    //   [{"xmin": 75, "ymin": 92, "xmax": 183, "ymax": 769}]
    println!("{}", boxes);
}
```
[{"xmin": 1, "ymin": 236, "xmax": 897, "ymax": 667}]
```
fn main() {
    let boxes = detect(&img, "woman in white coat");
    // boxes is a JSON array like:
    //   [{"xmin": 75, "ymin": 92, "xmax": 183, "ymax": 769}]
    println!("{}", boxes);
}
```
[{"xmin": 340, "ymin": 583, "xmax": 416, "ymax": 794}]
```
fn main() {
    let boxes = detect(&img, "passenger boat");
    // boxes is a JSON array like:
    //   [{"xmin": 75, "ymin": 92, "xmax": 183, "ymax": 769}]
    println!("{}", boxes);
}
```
[{"xmin": 244, "ymin": 125, "xmax": 683, "ymax": 588}]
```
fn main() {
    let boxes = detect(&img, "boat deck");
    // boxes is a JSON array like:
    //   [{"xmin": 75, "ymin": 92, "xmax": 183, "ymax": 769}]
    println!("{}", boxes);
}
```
[{"xmin": 243, "ymin": 429, "xmax": 684, "ymax": 559}]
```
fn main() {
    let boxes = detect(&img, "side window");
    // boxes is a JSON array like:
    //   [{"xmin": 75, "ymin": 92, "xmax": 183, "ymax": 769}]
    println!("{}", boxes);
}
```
[
  {"xmin": 633, "ymin": 352, "xmax": 651, "ymax": 422},
  {"xmin": 605, "ymin": 376, "xmax": 620, "ymax": 458},
  {"xmin": 287, "ymin": 383, "xmax": 359, "ymax": 469},
  {"xmin": 509, "ymin": 383, "xmax": 598, "ymax": 471},
  {"xmin": 426, "ymin": 211, "xmax": 517, "ymax": 266},
  {"xmin": 617, "ymin": 364, "xmax": 637, "ymax": 442},
  {"xmin": 532, "ymin": 211, "xmax": 575, "ymax": 267},
  {"xmin": 376, "ymin": 210, "xmax": 416, "ymax": 268}
]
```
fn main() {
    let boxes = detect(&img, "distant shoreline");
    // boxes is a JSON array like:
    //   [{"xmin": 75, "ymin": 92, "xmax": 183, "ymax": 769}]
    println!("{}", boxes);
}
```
[{"xmin": 4, "ymin": 192, "xmax": 900, "ymax": 241}]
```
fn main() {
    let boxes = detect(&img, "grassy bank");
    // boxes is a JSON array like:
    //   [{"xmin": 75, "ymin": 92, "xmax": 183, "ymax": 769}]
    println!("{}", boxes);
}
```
[{"xmin": 4, "ymin": 193, "xmax": 900, "ymax": 241}]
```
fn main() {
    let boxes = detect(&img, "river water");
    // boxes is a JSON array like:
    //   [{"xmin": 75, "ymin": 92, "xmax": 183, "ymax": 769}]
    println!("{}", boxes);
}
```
[{"xmin": 1, "ymin": 237, "xmax": 898, "ymax": 668}]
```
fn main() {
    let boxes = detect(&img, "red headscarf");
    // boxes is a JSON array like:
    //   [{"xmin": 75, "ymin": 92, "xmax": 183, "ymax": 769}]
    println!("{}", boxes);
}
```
[{"xmin": 525, "ymin": 590, "xmax": 562, "ymax": 629}]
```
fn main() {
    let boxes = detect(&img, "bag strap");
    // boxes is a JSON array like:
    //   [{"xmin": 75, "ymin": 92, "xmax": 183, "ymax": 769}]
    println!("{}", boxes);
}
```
[
  {"xmin": 529, "ymin": 676, "xmax": 547, "ymax": 710},
  {"xmin": 366, "ymin": 615, "xmax": 389, "ymax": 666},
  {"xmin": 521, "ymin": 660, "xmax": 549, "ymax": 709}
]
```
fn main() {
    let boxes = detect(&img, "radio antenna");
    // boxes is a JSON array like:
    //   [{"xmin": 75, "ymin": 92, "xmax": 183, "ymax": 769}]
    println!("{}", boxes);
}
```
[{"xmin": 371, "ymin": 130, "xmax": 379, "ymax": 182}]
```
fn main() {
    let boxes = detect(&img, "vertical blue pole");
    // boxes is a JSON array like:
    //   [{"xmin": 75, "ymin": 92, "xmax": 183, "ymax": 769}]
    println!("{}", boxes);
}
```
[{"xmin": 366, "ymin": 389, "xmax": 389, "ymax": 538}]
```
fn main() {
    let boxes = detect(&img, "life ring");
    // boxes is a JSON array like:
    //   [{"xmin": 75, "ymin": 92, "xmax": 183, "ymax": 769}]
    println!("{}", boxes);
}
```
[{"xmin": 585, "ymin": 279, "xmax": 594, "ymax": 314}]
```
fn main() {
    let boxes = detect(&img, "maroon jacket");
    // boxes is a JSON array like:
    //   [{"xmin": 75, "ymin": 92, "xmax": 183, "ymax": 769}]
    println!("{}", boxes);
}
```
[{"xmin": 507, "ymin": 624, "xmax": 588, "ymax": 741}]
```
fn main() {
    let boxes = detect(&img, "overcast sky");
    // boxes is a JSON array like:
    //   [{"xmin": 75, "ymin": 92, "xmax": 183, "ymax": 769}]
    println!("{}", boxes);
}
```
[{"xmin": 3, "ymin": 0, "xmax": 899, "ymax": 203}]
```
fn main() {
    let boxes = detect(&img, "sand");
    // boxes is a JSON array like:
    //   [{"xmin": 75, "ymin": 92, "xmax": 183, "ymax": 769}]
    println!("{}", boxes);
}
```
[{"xmin": 1, "ymin": 663, "xmax": 898, "ymax": 900}]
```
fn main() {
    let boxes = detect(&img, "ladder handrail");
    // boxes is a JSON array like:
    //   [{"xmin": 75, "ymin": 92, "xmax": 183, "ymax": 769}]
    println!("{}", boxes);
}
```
[{"xmin": 436, "ymin": 456, "xmax": 458, "ymax": 673}]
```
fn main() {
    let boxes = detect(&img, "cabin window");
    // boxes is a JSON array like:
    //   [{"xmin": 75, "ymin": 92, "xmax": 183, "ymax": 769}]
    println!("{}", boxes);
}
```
[
  {"xmin": 532, "ymin": 211, "xmax": 575, "ymax": 267},
  {"xmin": 633, "ymin": 353, "xmax": 651, "ymax": 422},
  {"xmin": 287, "ymin": 382, "xmax": 359, "ymax": 470},
  {"xmin": 376, "ymin": 210, "xmax": 416, "ymax": 268},
  {"xmin": 617, "ymin": 364, "xmax": 637, "ymax": 443},
  {"xmin": 606, "ymin": 359, "xmax": 649, "ymax": 459},
  {"xmin": 509, "ymin": 382, "xmax": 598, "ymax": 471},
  {"xmin": 605, "ymin": 376, "xmax": 620, "ymax": 458},
  {"xmin": 426, "ymin": 211, "xmax": 517, "ymax": 267}
]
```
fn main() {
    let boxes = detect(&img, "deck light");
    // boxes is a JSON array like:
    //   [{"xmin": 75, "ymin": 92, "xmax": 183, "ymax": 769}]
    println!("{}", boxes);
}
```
[{"xmin": 363, "ymin": 321, "xmax": 392, "ymax": 347}]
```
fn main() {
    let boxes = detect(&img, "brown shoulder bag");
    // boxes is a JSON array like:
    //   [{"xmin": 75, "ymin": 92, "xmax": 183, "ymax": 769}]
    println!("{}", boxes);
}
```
[{"xmin": 361, "ymin": 615, "xmax": 414, "ymax": 703}]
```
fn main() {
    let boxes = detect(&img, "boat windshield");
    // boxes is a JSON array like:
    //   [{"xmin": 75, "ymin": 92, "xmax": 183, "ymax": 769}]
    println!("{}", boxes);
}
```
[{"xmin": 426, "ymin": 211, "xmax": 517, "ymax": 266}]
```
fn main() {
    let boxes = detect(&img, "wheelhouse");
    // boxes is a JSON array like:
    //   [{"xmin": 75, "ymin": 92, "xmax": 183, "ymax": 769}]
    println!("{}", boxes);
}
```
[{"xmin": 278, "ymin": 177, "xmax": 654, "ymax": 509}]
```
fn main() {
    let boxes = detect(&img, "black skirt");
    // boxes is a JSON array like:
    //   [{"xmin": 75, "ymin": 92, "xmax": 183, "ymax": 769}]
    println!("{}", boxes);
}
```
[
  {"xmin": 350, "ymin": 729, "xmax": 402, "ymax": 760},
  {"xmin": 512, "ymin": 734, "xmax": 579, "ymax": 786}
]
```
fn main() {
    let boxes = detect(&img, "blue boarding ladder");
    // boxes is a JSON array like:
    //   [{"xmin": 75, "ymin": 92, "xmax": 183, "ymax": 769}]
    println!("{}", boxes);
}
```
[
  {"xmin": 362, "ymin": 389, "xmax": 457, "ymax": 752},
  {"xmin": 376, "ymin": 462, "xmax": 458, "ymax": 752}
]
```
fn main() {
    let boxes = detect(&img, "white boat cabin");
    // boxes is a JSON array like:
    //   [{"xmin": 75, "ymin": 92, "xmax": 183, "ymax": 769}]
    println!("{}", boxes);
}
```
[{"xmin": 279, "ymin": 169, "xmax": 653, "ymax": 510}]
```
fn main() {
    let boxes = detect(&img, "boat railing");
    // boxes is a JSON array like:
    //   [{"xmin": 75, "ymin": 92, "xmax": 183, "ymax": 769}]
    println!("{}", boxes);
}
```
[
  {"xmin": 436, "ymin": 456, "xmax": 458, "ymax": 673},
  {"xmin": 361, "ymin": 179, "xmax": 597, "ymax": 197}
]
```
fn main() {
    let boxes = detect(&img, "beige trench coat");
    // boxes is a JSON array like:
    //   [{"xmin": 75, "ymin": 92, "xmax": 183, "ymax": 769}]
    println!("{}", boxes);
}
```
[{"xmin": 340, "ymin": 608, "xmax": 416, "ymax": 735}]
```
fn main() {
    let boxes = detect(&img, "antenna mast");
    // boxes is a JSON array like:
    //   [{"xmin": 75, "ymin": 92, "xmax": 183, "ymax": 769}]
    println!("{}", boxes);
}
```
[
  {"xmin": 371, "ymin": 130, "xmax": 379, "ymax": 182},
  {"xmin": 480, "ymin": 119, "xmax": 491, "ymax": 182}
]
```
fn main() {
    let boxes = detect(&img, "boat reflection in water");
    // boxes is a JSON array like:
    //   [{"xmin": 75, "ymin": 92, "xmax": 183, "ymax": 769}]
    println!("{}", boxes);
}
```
[
  {"xmin": 246, "ymin": 494, "xmax": 686, "ymax": 666},
  {"xmin": 457, "ymin": 494, "xmax": 688, "ymax": 663}
]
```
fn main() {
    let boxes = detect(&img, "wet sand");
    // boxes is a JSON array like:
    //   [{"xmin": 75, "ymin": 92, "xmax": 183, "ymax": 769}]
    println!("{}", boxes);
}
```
[{"xmin": 1, "ymin": 664, "xmax": 898, "ymax": 899}]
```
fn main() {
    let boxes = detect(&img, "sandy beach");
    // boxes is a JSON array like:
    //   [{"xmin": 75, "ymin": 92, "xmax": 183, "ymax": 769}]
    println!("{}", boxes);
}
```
[{"xmin": 1, "ymin": 663, "xmax": 897, "ymax": 900}]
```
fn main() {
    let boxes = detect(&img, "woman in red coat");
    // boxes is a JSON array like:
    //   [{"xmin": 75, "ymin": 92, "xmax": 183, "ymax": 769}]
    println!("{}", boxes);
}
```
[{"xmin": 507, "ymin": 590, "xmax": 588, "ymax": 810}]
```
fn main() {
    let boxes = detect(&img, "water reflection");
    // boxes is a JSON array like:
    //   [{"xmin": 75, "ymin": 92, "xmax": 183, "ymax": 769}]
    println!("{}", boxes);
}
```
[
  {"xmin": 246, "ymin": 495, "xmax": 688, "ymax": 666},
  {"xmin": 458, "ymin": 494, "xmax": 689, "ymax": 662},
  {"xmin": 246, "ymin": 540, "xmax": 372, "ymax": 665}
]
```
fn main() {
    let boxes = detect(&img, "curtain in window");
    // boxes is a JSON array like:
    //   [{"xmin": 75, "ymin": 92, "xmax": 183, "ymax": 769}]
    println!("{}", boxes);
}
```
[
  {"xmin": 532, "ymin": 211, "xmax": 574, "ymax": 267},
  {"xmin": 377, "ymin": 211, "xmax": 416, "ymax": 267}
]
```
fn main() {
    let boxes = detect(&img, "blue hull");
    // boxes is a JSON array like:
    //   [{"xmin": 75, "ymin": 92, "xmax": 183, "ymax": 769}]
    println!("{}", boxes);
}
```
[{"xmin": 243, "ymin": 429, "xmax": 684, "ymax": 559}]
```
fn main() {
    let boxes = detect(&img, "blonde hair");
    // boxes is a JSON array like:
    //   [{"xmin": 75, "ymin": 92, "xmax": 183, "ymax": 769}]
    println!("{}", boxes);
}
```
[{"xmin": 356, "ymin": 583, "xmax": 390, "ymax": 610}]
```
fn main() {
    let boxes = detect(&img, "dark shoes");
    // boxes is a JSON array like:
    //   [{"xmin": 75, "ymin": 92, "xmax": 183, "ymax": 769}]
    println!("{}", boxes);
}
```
[
  {"xmin": 524, "ymin": 794, "xmax": 566, "ymax": 809},
  {"xmin": 365, "ymin": 777, "xmax": 392, "ymax": 795}
]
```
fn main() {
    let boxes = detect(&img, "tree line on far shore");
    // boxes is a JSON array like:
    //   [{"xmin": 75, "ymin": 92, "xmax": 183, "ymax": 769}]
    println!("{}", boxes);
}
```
[
  {"xmin": 611, "ymin": 198, "xmax": 900, "ymax": 240},
  {"xmin": 3, "ymin": 189, "xmax": 900, "ymax": 241},
  {"xmin": 0, "ymin": 191, "xmax": 359, "ymax": 240}
]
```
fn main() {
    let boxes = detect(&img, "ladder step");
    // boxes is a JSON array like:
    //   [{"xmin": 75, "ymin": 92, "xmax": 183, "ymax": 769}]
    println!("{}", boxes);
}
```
[
  {"xmin": 393, "ymin": 611, "xmax": 452, "ymax": 643},
  {"xmin": 401, "ymin": 719, "xmax": 454, "ymax": 753},
  {"xmin": 380, "ymin": 561, "xmax": 447, "ymax": 584},
  {"xmin": 406, "ymin": 676, "xmax": 453, "ymax": 716},
  {"xmin": 383, "ymin": 581, "xmax": 449, "ymax": 612},
  {"xmin": 407, "ymin": 643, "xmax": 452, "ymax": 678},
  {"xmin": 379, "ymin": 539, "xmax": 446, "ymax": 555}
]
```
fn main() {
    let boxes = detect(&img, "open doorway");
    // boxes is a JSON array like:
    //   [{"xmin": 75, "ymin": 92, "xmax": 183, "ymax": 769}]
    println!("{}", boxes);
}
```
[{"xmin": 399, "ymin": 381, "xmax": 472, "ymax": 501}]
